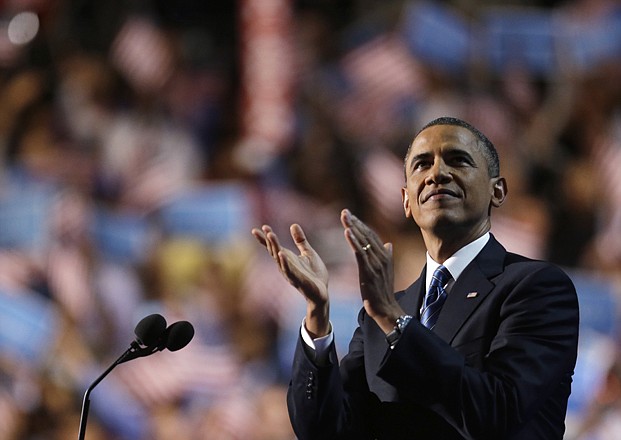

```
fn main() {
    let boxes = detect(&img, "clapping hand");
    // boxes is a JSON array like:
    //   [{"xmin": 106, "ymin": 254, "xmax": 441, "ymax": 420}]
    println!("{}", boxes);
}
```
[
  {"xmin": 251, "ymin": 224, "xmax": 330, "ymax": 337},
  {"xmin": 341, "ymin": 209, "xmax": 403, "ymax": 334}
]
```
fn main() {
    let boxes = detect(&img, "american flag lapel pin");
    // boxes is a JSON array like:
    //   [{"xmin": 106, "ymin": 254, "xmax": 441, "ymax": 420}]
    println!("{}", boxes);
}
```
[{"xmin": 467, "ymin": 292, "xmax": 478, "ymax": 299}]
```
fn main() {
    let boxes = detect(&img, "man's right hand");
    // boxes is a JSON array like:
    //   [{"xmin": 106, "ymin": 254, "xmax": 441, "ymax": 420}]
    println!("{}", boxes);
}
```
[{"xmin": 251, "ymin": 224, "xmax": 330, "ymax": 338}]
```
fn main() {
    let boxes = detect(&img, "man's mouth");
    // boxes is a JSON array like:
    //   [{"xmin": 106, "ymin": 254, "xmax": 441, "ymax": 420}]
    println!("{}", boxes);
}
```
[{"xmin": 422, "ymin": 189, "xmax": 459, "ymax": 203}]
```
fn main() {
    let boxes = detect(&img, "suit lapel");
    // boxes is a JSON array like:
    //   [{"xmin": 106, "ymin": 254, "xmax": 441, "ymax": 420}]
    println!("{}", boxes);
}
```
[{"xmin": 432, "ymin": 235, "xmax": 507, "ymax": 343}]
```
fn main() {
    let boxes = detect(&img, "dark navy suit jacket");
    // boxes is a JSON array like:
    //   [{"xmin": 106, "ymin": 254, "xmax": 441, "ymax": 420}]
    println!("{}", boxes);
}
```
[{"xmin": 287, "ymin": 235, "xmax": 579, "ymax": 439}]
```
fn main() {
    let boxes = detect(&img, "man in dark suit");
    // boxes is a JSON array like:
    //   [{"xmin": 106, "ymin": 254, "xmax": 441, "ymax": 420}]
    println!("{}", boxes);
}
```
[{"xmin": 252, "ymin": 116, "xmax": 579, "ymax": 439}]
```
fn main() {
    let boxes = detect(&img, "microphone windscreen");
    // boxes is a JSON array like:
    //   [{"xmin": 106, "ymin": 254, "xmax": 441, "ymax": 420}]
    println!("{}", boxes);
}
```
[
  {"xmin": 134, "ymin": 314, "xmax": 167, "ymax": 346},
  {"xmin": 164, "ymin": 321, "xmax": 194, "ymax": 351}
]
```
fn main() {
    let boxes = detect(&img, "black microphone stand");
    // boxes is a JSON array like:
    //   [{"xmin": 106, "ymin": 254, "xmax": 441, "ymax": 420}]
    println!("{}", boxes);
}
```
[{"xmin": 77, "ymin": 342, "xmax": 162, "ymax": 440}]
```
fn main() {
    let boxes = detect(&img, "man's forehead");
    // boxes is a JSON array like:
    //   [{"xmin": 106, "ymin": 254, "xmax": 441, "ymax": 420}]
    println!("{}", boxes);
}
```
[
  {"xmin": 412, "ymin": 124, "xmax": 478, "ymax": 150},
  {"xmin": 408, "ymin": 127, "xmax": 481, "ymax": 162}
]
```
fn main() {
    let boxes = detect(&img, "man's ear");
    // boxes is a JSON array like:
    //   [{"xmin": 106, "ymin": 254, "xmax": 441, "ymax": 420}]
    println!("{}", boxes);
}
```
[
  {"xmin": 490, "ymin": 177, "xmax": 508, "ymax": 208},
  {"xmin": 401, "ymin": 187, "xmax": 412, "ymax": 218}
]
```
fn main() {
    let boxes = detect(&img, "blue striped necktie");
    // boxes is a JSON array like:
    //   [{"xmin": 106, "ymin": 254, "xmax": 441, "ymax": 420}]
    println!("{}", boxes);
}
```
[{"xmin": 421, "ymin": 265, "xmax": 452, "ymax": 330}]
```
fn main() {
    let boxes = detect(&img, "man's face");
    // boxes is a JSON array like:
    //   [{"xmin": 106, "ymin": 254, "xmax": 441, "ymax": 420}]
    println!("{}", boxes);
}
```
[{"xmin": 402, "ymin": 124, "xmax": 505, "ymax": 236}]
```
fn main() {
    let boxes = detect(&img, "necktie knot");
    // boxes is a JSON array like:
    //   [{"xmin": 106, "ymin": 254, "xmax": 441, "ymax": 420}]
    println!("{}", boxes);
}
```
[{"xmin": 421, "ymin": 265, "xmax": 452, "ymax": 329}]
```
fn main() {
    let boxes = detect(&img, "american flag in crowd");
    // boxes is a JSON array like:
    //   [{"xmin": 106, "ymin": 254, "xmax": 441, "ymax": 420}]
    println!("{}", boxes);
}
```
[
  {"xmin": 115, "ymin": 341, "xmax": 242, "ymax": 408},
  {"xmin": 194, "ymin": 390, "xmax": 260, "ymax": 440},
  {"xmin": 239, "ymin": 252, "xmax": 299, "ymax": 327},
  {"xmin": 360, "ymin": 149, "xmax": 408, "ymax": 227},
  {"xmin": 335, "ymin": 33, "xmax": 426, "ymax": 141},
  {"xmin": 236, "ymin": 0, "xmax": 295, "ymax": 165}
]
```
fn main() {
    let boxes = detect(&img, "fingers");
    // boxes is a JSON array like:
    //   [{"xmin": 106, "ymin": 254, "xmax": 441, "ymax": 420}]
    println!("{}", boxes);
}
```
[
  {"xmin": 251, "ymin": 227, "xmax": 266, "ymax": 245},
  {"xmin": 290, "ymin": 224, "xmax": 315, "ymax": 256},
  {"xmin": 252, "ymin": 224, "xmax": 313, "ymax": 262},
  {"xmin": 251, "ymin": 225, "xmax": 281, "ymax": 262},
  {"xmin": 290, "ymin": 223, "xmax": 305, "ymax": 244},
  {"xmin": 341, "ymin": 209, "xmax": 384, "ymax": 258},
  {"xmin": 264, "ymin": 227, "xmax": 284, "ymax": 263}
]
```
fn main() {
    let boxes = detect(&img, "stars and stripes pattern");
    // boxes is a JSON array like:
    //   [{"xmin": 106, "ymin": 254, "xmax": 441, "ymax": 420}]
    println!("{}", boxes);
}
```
[
  {"xmin": 114, "ymin": 342, "xmax": 242, "ymax": 408},
  {"xmin": 360, "ymin": 149, "xmax": 408, "ymax": 227},
  {"xmin": 335, "ymin": 33, "xmax": 426, "ymax": 141}
]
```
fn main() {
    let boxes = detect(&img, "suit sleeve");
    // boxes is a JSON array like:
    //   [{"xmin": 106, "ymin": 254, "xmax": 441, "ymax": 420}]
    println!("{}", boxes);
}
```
[
  {"xmin": 377, "ymin": 263, "xmax": 579, "ymax": 439},
  {"xmin": 287, "ymin": 309, "xmax": 377, "ymax": 440}
]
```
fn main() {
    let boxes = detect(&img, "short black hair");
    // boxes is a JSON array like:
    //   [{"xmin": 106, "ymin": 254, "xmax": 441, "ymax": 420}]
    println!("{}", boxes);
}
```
[{"xmin": 405, "ymin": 116, "xmax": 500, "ymax": 178}]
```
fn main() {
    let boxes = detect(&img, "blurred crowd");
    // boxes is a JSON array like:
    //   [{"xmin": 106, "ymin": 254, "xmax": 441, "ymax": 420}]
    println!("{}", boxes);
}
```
[{"xmin": 1, "ymin": 0, "xmax": 621, "ymax": 438}]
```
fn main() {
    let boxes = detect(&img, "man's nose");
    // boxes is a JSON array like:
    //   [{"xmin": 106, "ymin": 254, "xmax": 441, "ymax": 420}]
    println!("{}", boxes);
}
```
[{"xmin": 425, "ymin": 159, "xmax": 451, "ymax": 184}]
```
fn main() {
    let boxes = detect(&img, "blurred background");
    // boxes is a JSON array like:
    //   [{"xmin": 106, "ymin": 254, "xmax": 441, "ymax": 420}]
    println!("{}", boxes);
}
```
[{"xmin": 0, "ymin": 0, "xmax": 620, "ymax": 438}]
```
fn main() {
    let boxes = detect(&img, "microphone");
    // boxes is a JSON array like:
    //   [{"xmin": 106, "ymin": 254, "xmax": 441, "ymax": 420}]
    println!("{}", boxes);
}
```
[
  {"xmin": 160, "ymin": 320, "xmax": 195, "ymax": 352},
  {"xmin": 78, "ymin": 314, "xmax": 194, "ymax": 440},
  {"xmin": 134, "ymin": 313, "xmax": 167, "ymax": 346}
]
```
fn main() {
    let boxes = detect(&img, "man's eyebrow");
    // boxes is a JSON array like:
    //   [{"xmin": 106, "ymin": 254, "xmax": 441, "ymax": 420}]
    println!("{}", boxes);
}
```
[
  {"xmin": 451, "ymin": 146, "xmax": 473, "ymax": 153},
  {"xmin": 410, "ymin": 152, "xmax": 432, "ymax": 162},
  {"xmin": 409, "ymin": 147, "xmax": 475, "ymax": 165},
  {"xmin": 445, "ymin": 147, "xmax": 476, "ymax": 160}
]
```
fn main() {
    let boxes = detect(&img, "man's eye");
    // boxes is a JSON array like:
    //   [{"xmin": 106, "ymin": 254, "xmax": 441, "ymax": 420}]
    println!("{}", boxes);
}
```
[{"xmin": 451, "ymin": 156, "xmax": 471, "ymax": 166}]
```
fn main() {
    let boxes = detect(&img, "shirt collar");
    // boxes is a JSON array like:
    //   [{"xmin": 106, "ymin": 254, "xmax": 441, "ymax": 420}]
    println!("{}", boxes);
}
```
[{"xmin": 425, "ymin": 232, "xmax": 490, "ymax": 288}]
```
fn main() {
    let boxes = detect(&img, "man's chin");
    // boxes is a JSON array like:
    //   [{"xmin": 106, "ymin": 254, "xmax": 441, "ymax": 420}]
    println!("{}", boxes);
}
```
[
  {"xmin": 421, "ymin": 215, "xmax": 470, "ymax": 236},
  {"xmin": 417, "ymin": 211, "xmax": 459, "ymax": 228}
]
